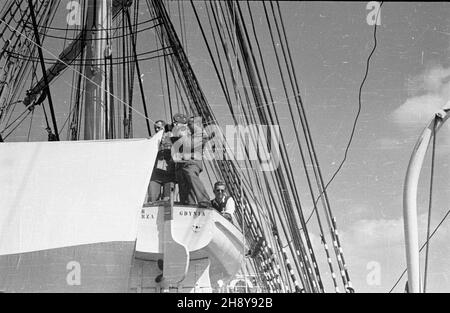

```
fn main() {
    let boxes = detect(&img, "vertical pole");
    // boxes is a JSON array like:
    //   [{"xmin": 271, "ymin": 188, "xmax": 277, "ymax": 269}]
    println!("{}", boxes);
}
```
[
  {"xmin": 83, "ymin": 0, "xmax": 112, "ymax": 140},
  {"xmin": 403, "ymin": 107, "xmax": 449, "ymax": 293},
  {"xmin": 403, "ymin": 122, "xmax": 434, "ymax": 293}
]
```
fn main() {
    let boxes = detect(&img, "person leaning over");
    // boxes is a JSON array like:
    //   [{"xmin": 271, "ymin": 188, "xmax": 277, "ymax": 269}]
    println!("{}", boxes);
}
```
[
  {"xmin": 210, "ymin": 181, "xmax": 235, "ymax": 222},
  {"xmin": 171, "ymin": 113, "xmax": 210, "ymax": 207}
]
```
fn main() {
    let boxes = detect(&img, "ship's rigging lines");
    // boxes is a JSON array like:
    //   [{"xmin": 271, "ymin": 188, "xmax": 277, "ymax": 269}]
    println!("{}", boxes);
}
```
[
  {"xmin": 389, "ymin": 208, "xmax": 450, "ymax": 293},
  {"xmin": 0, "ymin": 1, "xmax": 158, "ymax": 138},
  {"xmin": 0, "ymin": 0, "xmax": 58, "ymax": 134},
  {"xmin": 0, "ymin": 0, "xmax": 362, "ymax": 293},
  {"xmin": 189, "ymin": 0, "xmax": 356, "ymax": 292},
  {"xmin": 6, "ymin": 45, "xmax": 171, "ymax": 65}
]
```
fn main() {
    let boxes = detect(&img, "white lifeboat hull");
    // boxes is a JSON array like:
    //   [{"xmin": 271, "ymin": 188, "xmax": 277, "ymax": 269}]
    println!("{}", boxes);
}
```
[{"xmin": 131, "ymin": 204, "xmax": 246, "ymax": 292}]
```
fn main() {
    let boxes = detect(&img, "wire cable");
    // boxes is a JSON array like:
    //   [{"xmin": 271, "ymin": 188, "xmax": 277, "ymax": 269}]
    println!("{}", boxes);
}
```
[
  {"xmin": 307, "ymin": 1, "xmax": 384, "ymax": 224},
  {"xmin": 423, "ymin": 118, "xmax": 437, "ymax": 292},
  {"xmin": 389, "ymin": 208, "xmax": 450, "ymax": 293}
]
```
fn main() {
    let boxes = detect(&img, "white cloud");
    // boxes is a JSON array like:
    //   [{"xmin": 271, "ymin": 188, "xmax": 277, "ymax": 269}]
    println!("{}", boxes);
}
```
[
  {"xmin": 391, "ymin": 94, "xmax": 448, "ymax": 127},
  {"xmin": 344, "ymin": 217, "xmax": 404, "ymax": 246},
  {"xmin": 391, "ymin": 64, "xmax": 450, "ymax": 153},
  {"xmin": 343, "ymin": 213, "xmax": 450, "ymax": 250},
  {"xmin": 406, "ymin": 64, "xmax": 450, "ymax": 96},
  {"xmin": 393, "ymin": 64, "xmax": 450, "ymax": 126},
  {"xmin": 332, "ymin": 213, "xmax": 450, "ymax": 292}
]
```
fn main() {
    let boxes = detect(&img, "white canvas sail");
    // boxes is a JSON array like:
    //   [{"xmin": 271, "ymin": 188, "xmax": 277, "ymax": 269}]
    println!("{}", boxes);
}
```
[{"xmin": 0, "ymin": 133, "xmax": 162, "ymax": 292}]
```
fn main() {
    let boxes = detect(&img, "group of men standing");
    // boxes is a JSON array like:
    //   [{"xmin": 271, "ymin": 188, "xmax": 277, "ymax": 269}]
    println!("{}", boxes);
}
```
[{"xmin": 147, "ymin": 113, "xmax": 234, "ymax": 222}]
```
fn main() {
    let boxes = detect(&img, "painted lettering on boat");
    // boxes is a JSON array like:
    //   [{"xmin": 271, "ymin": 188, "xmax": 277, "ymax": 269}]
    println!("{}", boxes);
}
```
[
  {"xmin": 141, "ymin": 209, "xmax": 155, "ymax": 220},
  {"xmin": 139, "ymin": 209, "xmax": 206, "ymax": 219},
  {"xmin": 179, "ymin": 211, "xmax": 206, "ymax": 217}
]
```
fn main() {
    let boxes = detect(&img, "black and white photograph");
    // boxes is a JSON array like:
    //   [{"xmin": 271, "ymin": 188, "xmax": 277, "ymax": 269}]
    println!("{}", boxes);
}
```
[{"xmin": 0, "ymin": 0, "xmax": 449, "ymax": 296}]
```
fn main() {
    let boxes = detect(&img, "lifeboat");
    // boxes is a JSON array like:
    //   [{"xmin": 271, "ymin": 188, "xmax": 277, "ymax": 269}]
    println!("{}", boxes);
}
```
[{"xmin": 130, "ymin": 202, "xmax": 246, "ymax": 293}]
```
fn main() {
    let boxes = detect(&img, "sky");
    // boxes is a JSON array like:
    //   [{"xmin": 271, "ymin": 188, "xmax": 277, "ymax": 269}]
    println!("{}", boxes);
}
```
[{"xmin": 3, "ymin": 1, "xmax": 450, "ymax": 293}]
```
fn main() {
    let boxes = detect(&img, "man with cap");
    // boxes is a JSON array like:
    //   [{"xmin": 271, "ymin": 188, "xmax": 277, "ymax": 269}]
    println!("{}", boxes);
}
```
[{"xmin": 171, "ymin": 113, "xmax": 210, "ymax": 207}]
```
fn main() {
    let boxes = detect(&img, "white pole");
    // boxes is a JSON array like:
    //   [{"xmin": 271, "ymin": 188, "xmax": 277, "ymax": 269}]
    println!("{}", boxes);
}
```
[
  {"xmin": 403, "ymin": 104, "xmax": 449, "ymax": 293},
  {"xmin": 403, "ymin": 126, "xmax": 431, "ymax": 293}
]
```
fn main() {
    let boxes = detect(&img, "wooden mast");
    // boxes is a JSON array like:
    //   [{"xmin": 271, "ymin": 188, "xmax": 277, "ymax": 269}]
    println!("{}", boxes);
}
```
[{"xmin": 83, "ymin": 0, "xmax": 113, "ymax": 140}]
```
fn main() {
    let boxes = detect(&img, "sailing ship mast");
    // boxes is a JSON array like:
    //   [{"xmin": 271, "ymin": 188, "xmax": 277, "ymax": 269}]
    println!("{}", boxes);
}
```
[{"xmin": 84, "ymin": 0, "xmax": 113, "ymax": 140}]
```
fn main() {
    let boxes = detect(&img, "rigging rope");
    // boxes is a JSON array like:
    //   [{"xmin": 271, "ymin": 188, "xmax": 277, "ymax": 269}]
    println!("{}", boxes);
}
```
[
  {"xmin": 125, "ymin": 7, "xmax": 152, "ymax": 137},
  {"xmin": 195, "ymin": 0, "xmax": 332, "ymax": 291},
  {"xmin": 216, "ymin": 1, "xmax": 305, "ymax": 291},
  {"xmin": 22, "ymin": 16, "xmax": 159, "ymax": 33},
  {"xmin": 0, "ymin": 0, "xmax": 47, "ymax": 127},
  {"xmin": 261, "ymin": 1, "xmax": 323, "ymax": 291},
  {"xmin": 308, "ymin": 1, "xmax": 384, "ymax": 224},
  {"xmin": 26, "ymin": 104, "xmax": 34, "ymax": 141},
  {"xmin": 389, "ymin": 208, "xmax": 450, "ymax": 293},
  {"xmin": 6, "ymin": 45, "xmax": 170, "ymax": 65},
  {"xmin": 0, "ymin": 15, "xmax": 158, "ymax": 130},
  {"xmin": 274, "ymin": 1, "xmax": 350, "ymax": 291},
  {"xmin": 159, "ymin": 0, "xmax": 294, "ymax": 291},
  {"xmin": 27, "ymin": 0, "xmax": 59, "ymax": 140},
  {"xmin": 2, "ymin": 108, "xmax": 31, "ymax": 140},
  {"xmin": 190, "ymin": 0, "xmax": 233, "ymax": 116},
  {"xmin": 423, "ymin": 117, "xmax": 437, "ymax": 292},
  {"xmin": 163, "ymin": 37, "xmax": 173, "ymax": 118}
]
